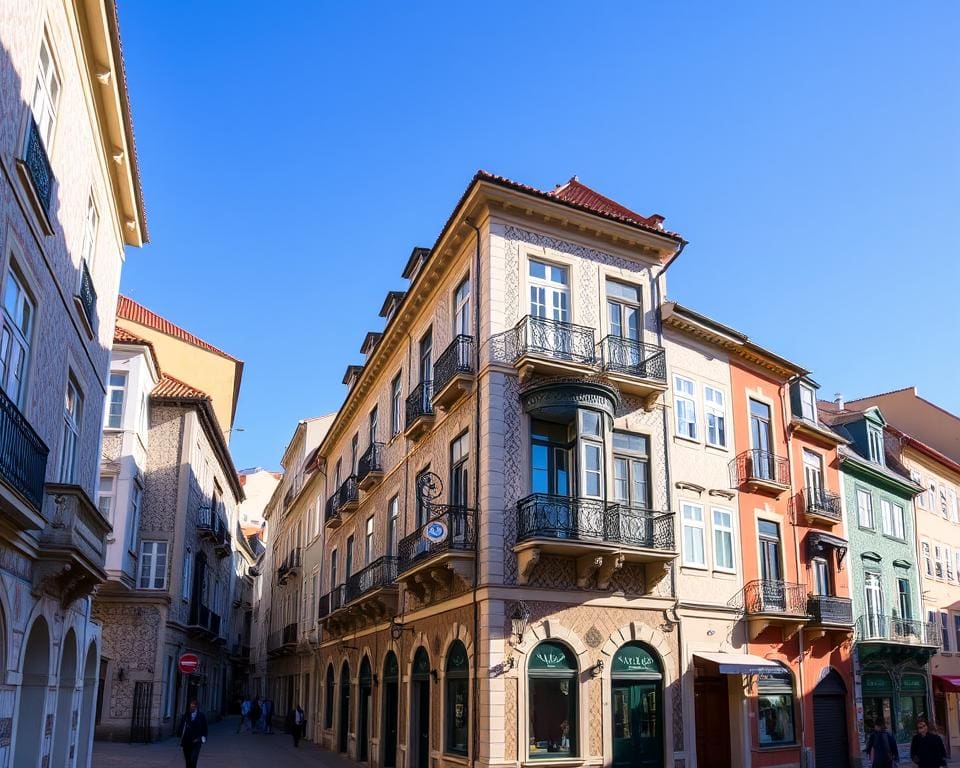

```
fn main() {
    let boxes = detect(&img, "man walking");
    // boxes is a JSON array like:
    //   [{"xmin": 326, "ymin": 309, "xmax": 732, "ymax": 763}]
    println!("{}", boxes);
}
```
[
  {"xmin": 286, "ymin": 703, "xmax": 306, "ymax": 747},
  {"xmin": 910, "ymin": 718, "xmax": 947, "ymax": 768},
  {"xmin": 236, "ymin": 696, "xmax": 251, "ymax": 733},
  {"xmin": 179, "ymin": 700, "xmax": 208, "ymax": 768},
  {"xmin": 262, "ymin": 696, "xmax": 273, "ymax": 734},
  {"xmin": 865, "ymin": 718, "xmax": 899, "ymax": 768}
]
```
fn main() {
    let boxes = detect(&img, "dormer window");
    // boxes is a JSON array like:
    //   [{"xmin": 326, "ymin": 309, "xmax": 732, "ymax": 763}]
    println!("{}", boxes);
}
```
[
  {"xmin": 799, "ymin": 385, "xmax": 816, "ymax": 422},
  {"xmin": 867, "ymin": 426, "xmax": 885, "ymax": 466}
]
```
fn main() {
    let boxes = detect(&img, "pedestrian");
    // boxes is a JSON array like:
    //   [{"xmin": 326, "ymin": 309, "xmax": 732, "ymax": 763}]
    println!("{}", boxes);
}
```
[
  {"xmin": 287, "ymin": 703, "xmax": 306, "ymax": 747},
  {"xmin": 865, "ymin": 717, "xmax": 899, "ymax": 768},
  {"xmin": 236, "ymin": 696, "xmax": 251, "ymax": 734},
  {"xmin": 249, "ymin": 696, "xmax": 262, "ymax": 733},
  {"xmin": 910, "ymin": 718, "xmax": 947, "ymax": 768},
  {"xmin": 179, "ymin": 699, "xmax": 207, "ymax": 768},
  {"xmin": 262, "ymin": 696, "xmax": 273, "ymax": 734}
]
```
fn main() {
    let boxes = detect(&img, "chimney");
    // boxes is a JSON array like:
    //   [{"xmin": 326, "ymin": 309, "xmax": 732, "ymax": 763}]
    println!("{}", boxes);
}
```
[{"xmin": 834, "ymin": 393, "xmax": 844, "ymax": 411}]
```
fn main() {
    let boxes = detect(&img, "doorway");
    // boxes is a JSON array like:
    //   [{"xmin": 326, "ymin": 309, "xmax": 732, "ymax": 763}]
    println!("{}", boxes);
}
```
[
  {"xmin": 813, "ymin": 671, "xmax": 849, "ymax": 768},
  {"xmin": 694, "ymin": 675, "xmax": 731, "ymax": 768},
  {"xmin": 52, "ymin": 629, "xmax": 78, "ymax": 764},
  {"xmin": 358, "ymin": 657, "xmax": 372, "ymax": 762},
  {"xmin": 338, "ymin": 661, "xmax": 351, "ymax": 753},
  {"xmin": 382, "ymin": 652, "xmax": 399, "ymax": 768},
  {"xmin": 13, "ymin": 618, "xmax": 50, "ymax": 768},
  {"xmin": 610, "ymin": 642, "xmax": 663, "ymax": 768},
  {"xmin": 411, "ymin": 648, "xmax": 431, "ymax": 768},
  {"xmin": 758, "ymin": 520, "xmax": 785, "ymax": 611}
]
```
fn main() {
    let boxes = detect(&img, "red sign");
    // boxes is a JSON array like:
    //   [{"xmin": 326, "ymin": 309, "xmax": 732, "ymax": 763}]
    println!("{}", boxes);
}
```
[{"xmin": 178, "ymin": 653, "xmax": 199, "ymax": 674}]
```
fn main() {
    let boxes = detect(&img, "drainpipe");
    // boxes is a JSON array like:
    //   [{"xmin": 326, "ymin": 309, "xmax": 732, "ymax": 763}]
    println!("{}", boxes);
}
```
[
  {"xmin": 464, "ymin": 218, "xmax": 483, "ymax": 768},
  {"xmin": 779, "ymin": 376, "xmax": 809, "ymax": 762}
]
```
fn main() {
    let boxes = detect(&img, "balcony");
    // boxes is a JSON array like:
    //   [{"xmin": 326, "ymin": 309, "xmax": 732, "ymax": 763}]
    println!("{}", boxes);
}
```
[
  {"xmin": 266, "ymin": 623, "xmax": 298, "ymax": 656},
  {"xmin": 0, "ymin": 384, "xmax": 49, "ymax": 528},
  {"xmin": 802, "ymin": 488, "xmax": 843, "ymax": 524},
  {"xmin": 855, "ymin": 615, "xmax": 941, "ymax": 663},
  {"xmin": 729, "ymin": 449, "xmax": 791, "ymax": 495},
  {"xmin": 74, "ymin": 259, "xmax": 97, "ymax": 335},
  {"xmin": 324, "ymin": 495, "xmax": 341, "ymax": 528},
  {"xmin": 317, "ymin": 584, "xmax": 347, "ymax": 624},
  {"xmin": 397, "ymin": 506, "xmax": 476, "ymax": 601},
  {"xmin": 728, "ymin": 579, "xmax": 809, "ymax": 640},
  {"xmin": 345, "ymin": 556, "xmax": 398, "ymax": 604},
  {"xmin": 197, "ymin": 505, "xmax": 217, "ymax": 541},
  {"xmin": 405, "ymin": 381, "xmax": 435, "ymax": 441},
  {"xmin": 325, "ymin": 477, "xmax": 359, "ymax": 528},
  {"xmin": 229, "ymin": 642, "xmax": 251, "ymax": 664},
  {"xmin": 507, "ymin": 315, "xmax": 597, "ymax": 380},
  {"xmin": 16, "ymin": 118, "xmax": 55, "ymax": 229},
  {"xmin": 276, "ymin": 548, "xmax": 302, "ymax": 584},
  {"xmin": 806, "ymin": 595, "xmax": 854, "ymax": 634},
  {"xmin": 432, "ymin": 335, "xmax": 475, "ymax": 410},
  {"xmin": 514, "ymin": 494, "xmax": 677, "ymax": 590},
  {"xmin": 33, "ymin": 484, "xmax": 110, "ymax": 607},
  {"xmin": 598, "ymin": 336, "xmax": 667, "ymax": 406},
  {"xmin": 357, "ymin": 442, "xmax": 385, "ymax": 490},
  {"xmin": 187, "ymin": 603, "xmax": 223, "ymax": 642},
  {"xmin": 321, "ymin": 555, "xmax": 399, "ymax": 637}
]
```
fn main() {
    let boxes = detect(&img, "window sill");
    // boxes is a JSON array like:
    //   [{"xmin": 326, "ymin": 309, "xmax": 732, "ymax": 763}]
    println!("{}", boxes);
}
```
[
  {"xmin": 705, "ymin": 443, "xmax": 729, "ymax": 453},
  {"xmin": 681, "ymin": 563, "xmax": 709, "ymax": 572},
  {"xmin": 712, "ymin": 569, "xmax": 737, "ymax": 578},
  {"xmin": 442, "ymin": 753, "xmax": 470, "ymax": 765},
  {"xmin": 673, "ymin": 435, "xmax": 701, "ymax": 447},
  {"xmin": 523, "ymin": 758, "xmax": 584, "ymax": 768},
  {"xmin": 881, "ymin": 534, "xmax": 906, "ymax": 544},
  {"xmin": 858, "ymin": 525, "xmax": 876, "ymax": 534}
]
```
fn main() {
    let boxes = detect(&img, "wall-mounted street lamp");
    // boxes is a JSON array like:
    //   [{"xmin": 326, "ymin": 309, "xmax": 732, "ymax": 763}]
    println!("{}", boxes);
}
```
[
  {"xmin": 510, "ymin": 602, "xmax": 530, "ymax": 646},
  {"xmin": 591, "ymin": 660, "xmax": 604, "ymax": 678}
]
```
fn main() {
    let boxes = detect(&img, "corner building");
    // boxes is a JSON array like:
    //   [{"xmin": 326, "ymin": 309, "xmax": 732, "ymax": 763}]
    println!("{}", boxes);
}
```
[{"xmin": 312, "ymin": 172, "xmax": 686, "ymax": 768}]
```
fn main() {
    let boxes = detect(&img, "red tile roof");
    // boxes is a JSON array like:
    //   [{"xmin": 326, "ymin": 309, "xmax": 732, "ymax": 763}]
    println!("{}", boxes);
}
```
[
  {"xmin": 113, "ymin": 326, "xmax": 149, "ymax": 346},
  {"xmin": 152, "ymin": 374, "xmax": 210, "ymax": 401},
  {"xmin": 117, "ymin": 295, "xmax": 240, "ymax": 362}
]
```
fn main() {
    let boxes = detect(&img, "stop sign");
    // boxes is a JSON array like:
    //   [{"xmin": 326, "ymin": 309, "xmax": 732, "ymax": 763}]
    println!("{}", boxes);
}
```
[{"xmin": 178, "ymin": 653, "xmax": 199, "ymax": 674}]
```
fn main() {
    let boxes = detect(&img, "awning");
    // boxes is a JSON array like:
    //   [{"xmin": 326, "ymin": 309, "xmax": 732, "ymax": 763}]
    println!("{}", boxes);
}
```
[
  {"xmin": 933, "ymin": 675, "xmax": 960, "ymax": 693},
  {"xmin": 694, "ymin": 652, "xmax": 783, "ymax": 675}
]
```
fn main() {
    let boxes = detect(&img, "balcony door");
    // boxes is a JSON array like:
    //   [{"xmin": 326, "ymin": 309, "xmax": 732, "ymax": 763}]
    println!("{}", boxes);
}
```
[
  {"xmin": 529, "ymin": 259, "xmax": 570, "ymax": 356},
  {"xmin": 803, "ymin": 449, "xmax": 823, "ymax": 501},
  {"xmin": 607, "ymin": 280, "xmax": 642, "ymax": 369},
  {"xmin": 419, "ymin": 330, "xmax": 432, "ymax": 396},
  {"xmin": 750, "ymin": 400, "xmax": 773, "ymax": 479},
  {"xmin": 531, "ymin": 419, "xmax": 572, "ymax": 535},
  {"xmin": 758, "ymin": 521, "xmax": 785, "ymax": 611},
  {"xmin": 864, "ymin": 572, "xmax": 884, "ymax": 637}
]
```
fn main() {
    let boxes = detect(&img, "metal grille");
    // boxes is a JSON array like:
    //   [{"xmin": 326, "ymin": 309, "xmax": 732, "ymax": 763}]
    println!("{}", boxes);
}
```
[
  {"xmin": 130, "ymin": 681, "xmax": 153, "ymax": 743},
  {"xmin": 598, "ymin": 336, "xmax": 666, "ymax": 381},
  {"xmin": 398, "ymin": 506, "xmax": 476, "ymax": 573},
  {"xmin": 24, "ymin": 118, "xmax": 53, "ymax": 214},
  {"xmin": 728, "ymin": 579, "xmax": 807, "ymax": 615},
  {"xmin": 77, "ymin": 259, "xmax": 98, "ymax": 331},
  {"xmin": 0, "ymin": 384, "xmax": 49, "ymax": 510},
  {"xmin": 346, "ymin": 556, "xmax": 398, "ymax": 602},
  {"xmin": 433, "ymin": 335, "xmax": 475, "ymax": 394},
  {"xmin": 511, "ymin": 315, "xmax": 596, "ymax": 364},
  {"xmin": 729, "ymin": 449, "xmax": 790, "ymax": 487},
  {"xmin": 405, "ymin": 381, "xmax": 434, "ymax": 427}
]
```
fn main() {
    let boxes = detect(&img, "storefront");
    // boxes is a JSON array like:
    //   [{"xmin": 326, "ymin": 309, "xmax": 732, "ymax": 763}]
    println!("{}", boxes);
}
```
[
  {"xmin": 528, "ymin": 641, "xmax": 579, "ymax": 760},
  {"xmin": 611, "ymin": 642, "xmax": 663, "ymax": 768},
  {"xmin": 861, "ymin": 670, "xmax": 929, "ymax": 742}
]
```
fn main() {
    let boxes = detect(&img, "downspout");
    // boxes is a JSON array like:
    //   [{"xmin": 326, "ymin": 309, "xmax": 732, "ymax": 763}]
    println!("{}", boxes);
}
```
[
  {"xmin": 464, "ymin": 218, "xmax": 483, "ymax": 768},
  {"xmin": 779, "ymin": 376, "xmax": 808, "ymax": 762}
]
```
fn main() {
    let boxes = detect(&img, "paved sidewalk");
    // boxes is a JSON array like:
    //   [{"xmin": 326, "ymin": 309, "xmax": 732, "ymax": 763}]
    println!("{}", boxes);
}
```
[{"xmin": 93, "ymin": 716, "xmax": 351, "ymax": 767}]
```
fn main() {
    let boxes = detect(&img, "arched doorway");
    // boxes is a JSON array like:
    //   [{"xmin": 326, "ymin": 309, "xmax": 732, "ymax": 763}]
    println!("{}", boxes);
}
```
[
  {"xmin": 14, "ymin": 617, "xmax": 50, "ymax": 768},
  {"xmin": 444, "ymin": 641, "xmax": 469, "ymax": 756},
  {"xmin": 813, "ymin": 670, "xmax": 849, "ymax": 768},
  {"xmin": 528, "ymin": 640, "xmax": 578, "ymax": 759},
  {"xmin": 75, "ymin": 642, "xmax": 98, "ymax": 768},
  {"xmin": 410, "ymin": 648, "xmax": 431, "ymax": 768},
  {"xmin": 52, "ymin": 629, "xmax": 78, "ymax": 765},
  {"xmin": 382, "ymin": 652, "xmax": 399, "ymax": 768},
  {"xmin": 611, "ymin": 641, "xmax": 663, "ymax": 768},
  {"xmin": 338, "ymin": 661, "xmax": 351, "ymax": 753},
  {"xmin": 358, "ymin": 657, "xmax": 372, "ymax": 762}
]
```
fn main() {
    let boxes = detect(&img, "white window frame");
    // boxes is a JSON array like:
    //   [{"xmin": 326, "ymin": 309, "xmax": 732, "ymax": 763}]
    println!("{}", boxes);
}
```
[
  {"xmin": 704, "ymin": 386, "xmax": 726, "ymax": 448},
  {"xmin": 867, "ymin": 426, "xmax": 885, "ymax": 465},
  {"xmin": 911, "ymin": 470, "xmax": 925, "ymax": 508},
  {"xmin": 681, "ymin": 502, "xmax": 706, "ymax": 568},
  {"xmin": 58, "ymin": 375, "xmax": 82, "ymax": 483},
  {"xmin": 674, "ymin": 375, "xmax": 697, "ymax": 440},
  {"xmin": 387, "ymin": 495, "xmax": 399, "ymax": 556},
  {"xmin": 453, "ymin": 276, "xmax": 471, "ymax": 337},
  {"xmin": 892, "ymin": 503, "xmax": 905, "ymax": 540},
  {"xmin": 578, "ymin": 410, "xmax": 603, "ymax": 499},
  {"xmin": 711, "ymin": 506, "xmax": 735, "ymax": 572},
  {"xmin": 922, "ymin": 540, "xmax": 933, "ymax": 577},
  {"xmin": 127, "ymin": 481, "xmax": 142, "ymax": 554},
  {"xmin": 31, "ymin": 35, "xmax": 60, "ymax": 148},
  {"xmin": 138, "ymin": 540, "xmax": 168, "ymax": 590},
  {"xmin": 935, "ymin": 544, "xmax": 944, "ymax": 579},
  {"xmin": 80, "ymin": 194, "xmax": 99, "ymax": 271},
  {"xmin": 856, "ymin": 488, "xmax": 874, "ymax": 529},
  {"xmin": 97, "ymin": 474, "xmax": 116, "ymax": 522},
  {"xmin": 0, "ymin": 263, "xmax": 36, "ymax": 407},
  {"xmin": 105, "ymin": 371, "xmax": 126, "ymax": 429},
  {"xmin": 527, "ymin": 258, "xmax": 569, "ymax": 322},
  {"xmin": 880, "ymin": 499, "xmax": 893, "ymax": 536},
  {"xmin": 799, "ymin": 385, "xmax": 816, "ymax": 421},
  {"xmin": 364, "ymin": 515, "xmax": 374, "ymax": 566}
]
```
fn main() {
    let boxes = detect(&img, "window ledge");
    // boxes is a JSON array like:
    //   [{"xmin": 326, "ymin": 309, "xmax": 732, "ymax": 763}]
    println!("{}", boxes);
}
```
[
  {"xmin": 673, "ymin": 435, "xmax": 701, "ymax": 447},
  {"xmin": 522, "ymin": 759, "xmax": 585, "ymax": 768},
  {"xmin": 441, "ymin": 754, "xmax": 470, "ymax": 765},
  {"xmin": 705, "ymin": 443, "xmax": 729, "ymax": 453},
  {"xmin": 757, "ymin": 744, "xmax": 800, "ymax": 752}
]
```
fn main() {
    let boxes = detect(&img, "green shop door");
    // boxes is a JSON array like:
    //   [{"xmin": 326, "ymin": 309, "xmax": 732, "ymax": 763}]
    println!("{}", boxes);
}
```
[{"xmin": 611, "ymin": 643, "xmax": 663, "ymax": 768}]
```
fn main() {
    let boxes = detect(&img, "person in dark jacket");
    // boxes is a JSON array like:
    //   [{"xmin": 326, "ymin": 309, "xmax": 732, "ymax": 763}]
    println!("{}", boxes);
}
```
[
  {"xmin": 865, "ymin": 718, "xmax": 899, "ymax": 768},
  {"xmin": 910, "ymin": 719, "xmax": 947, "ymax": 768},
  {"xmin": 286, "ymin": 704, "xmax": 306, "ymax": 746},
  {"xmin": 179, "ymin": 700, "xmax": 208, "ymax": 768}
]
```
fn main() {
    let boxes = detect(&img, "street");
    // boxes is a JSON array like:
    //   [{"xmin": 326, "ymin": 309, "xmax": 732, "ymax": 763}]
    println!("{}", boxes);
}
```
[{"xmin": 93, "ymin": 717, "xmax": 349, "ymax": 768}]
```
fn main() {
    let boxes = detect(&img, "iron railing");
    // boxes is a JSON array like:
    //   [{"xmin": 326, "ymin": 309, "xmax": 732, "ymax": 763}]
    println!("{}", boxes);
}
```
[
  {"xmin": 23, "ymin": 117, "xmax": 53, "ymax": 214},
  {"xmin": 434, "ymin": 335, "xmax": 475, "ymax": 395},
  {"xmin": 77, "ymin": 259, "xmax": 97, "ymax": 331},
  {"xmin": 405, "ymin": 380, "xmax": 434, "ymax": 428},
  {"xmin": 598, "ymin": 336, "xmax": 666, "ymax": 381},
  {"xmin": 802, "ymin": 488, "xmax": 843, "ymax": 521},
  {"xmin": 398, "ymin": 506, "xmax": 476, "ymax": 573},
  {"xmin": 345, "ymin": 556, "xmax": 398, "ymax": 603},
  {"xmin": 0, "ymin": 385, "xmax": 48, "ymax": 510},
  {"xmin": 357, "ymin": 442, "xmax": 384, "ymax": 483},
  {"xmin": 604, "ymin": 504, "xmax": 675, "ymax": 550},
  {"xmin": 856, "ymin": 614, "xmax": 941, "ymax": 646},
  {"xmin": 317, "ymin": 591, "xmax": 330, "ymax": 619},
  {"xmin": 319, "ymin": 584, "xmax": 348, "ymax": 619},
  {"xmin": 276, "ymin": 548, "xmax": 301, "ymax": 581},
  {"xmin": 282, "ymin": 622, "xmax": 298, "ymax": 645},
  {"xmin": 324, "ymin": 495, "xmax": 341, "ymax": 526},
  {"xmin": 729, "ymin": 449, "xmax": 790, "ymax": 488},
  {"xmin": 511, "ymin": 315, "xmax": 597, "ymax": 365},
  {"xmin": 807, "ymin": 595, "xmax": 853, "ymax": 625},
  {"xmin": 728, "ymin": 579, "xmax": 808, "ymax": 615},
  {"xmin": 336, "ymin": 475, "xmax": 359, "ymax": 508}
]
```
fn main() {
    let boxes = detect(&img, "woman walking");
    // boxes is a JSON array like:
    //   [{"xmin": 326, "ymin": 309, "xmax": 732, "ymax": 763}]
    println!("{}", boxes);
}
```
[{"xmin": 910, "ymin": 718, "xmax": 947, "ymax": 768}]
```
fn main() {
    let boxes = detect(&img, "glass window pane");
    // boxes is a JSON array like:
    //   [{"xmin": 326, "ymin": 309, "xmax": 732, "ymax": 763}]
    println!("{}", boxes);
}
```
[
  {"xmin": 580, "ymin": 410, "xmax": 601, "ymax": 437},
  {"xmin": 529, "ymin": 260, "xmax": 546, "ymax": 279},
  {"xmin": 528, "ymin": 677, "xmax": 577, "ymax": 758}
]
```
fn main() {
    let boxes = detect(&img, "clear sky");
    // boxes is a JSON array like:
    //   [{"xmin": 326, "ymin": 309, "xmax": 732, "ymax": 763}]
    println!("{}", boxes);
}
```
[{"xmin": 116, "ymin": 1, "xmax": 960, "ymax": 471}]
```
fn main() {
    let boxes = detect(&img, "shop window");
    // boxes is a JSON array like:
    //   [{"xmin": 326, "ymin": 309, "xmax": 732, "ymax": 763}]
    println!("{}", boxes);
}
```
[
  {"xmin": 757, "ymin": 665, "xmax": 796, "ymax": 746},
  {"xmin": 445, "ymin": 641, "xmax": 469, "ymax": 755},
  {"xmin": 324, "ymin": 664, "xmax": 334, "ymax": 728},
  {"xmin": 861, "ymin": 673, "xmax": 894, "ymax": 732},
  {"xmin": 528, "ymin": 641, "xmax": 578, "ymax": 759},
  {"xmin": 898, "ymin": 675, "xmax": 927, "ymax": 739}
]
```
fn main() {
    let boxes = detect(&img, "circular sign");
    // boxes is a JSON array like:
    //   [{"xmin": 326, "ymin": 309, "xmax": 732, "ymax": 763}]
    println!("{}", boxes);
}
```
[
  {"xmin": 424, "ymin": 520, "xmax": 448, "ymax": 544},
  {"xmin": 178, "ymin": 653, "xmax": 200, "ymax": 674}
]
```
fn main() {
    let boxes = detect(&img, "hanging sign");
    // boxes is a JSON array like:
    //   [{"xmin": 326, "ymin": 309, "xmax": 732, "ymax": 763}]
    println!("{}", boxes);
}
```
[
  {"xmin": 424, "ymin": 520, "xmax": 448, "ymax": 544},
  {"xmin": 178, "ymin": 653, "xmax": 200, "ymax": 674}
]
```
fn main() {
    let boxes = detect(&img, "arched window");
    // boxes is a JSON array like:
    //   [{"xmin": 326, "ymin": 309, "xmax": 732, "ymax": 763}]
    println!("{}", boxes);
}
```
[
  {"xmin": 324, "ymin": 663, "xmax": 335, "ymax": 728},
  {"xmin": 528, "ymin": 641, "xmax": 577, "ymax": 759},
  {"xmin": 757, "ymin": 663, "xmax": 796, "ymax": 746},
  {"xmin": 445, "ymin": 641, "xmax": 469, "ymax": 755}
]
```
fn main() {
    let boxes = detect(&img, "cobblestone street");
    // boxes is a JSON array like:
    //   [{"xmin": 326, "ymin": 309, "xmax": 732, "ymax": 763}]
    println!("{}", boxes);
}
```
[{"xmin": 93, "ymin": 717, "xmax": 349, "ymax": 768}]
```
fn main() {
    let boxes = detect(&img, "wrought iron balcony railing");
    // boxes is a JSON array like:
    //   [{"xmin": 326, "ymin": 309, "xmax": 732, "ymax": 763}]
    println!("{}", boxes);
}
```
[
  {"xmin": 511, "ymin": 315, "xmax": 597, "ymax": 365},
  {"xmin": 598, "ymin": 336, "xmax": 667, "ymax": 382},
  {"xmin": 345, "ymin": 556, "xmax": 398, "ymax": 603},
  {"xmin": 728, "ymin": 579, "xmax": 808, "ymax": 616},
  {"xmin": 0, "ymin": 384, "xmax": 48, "ymax": 511},
  {"xmin": 319, "ymin": 584, "xmax": 348, "ymax": 620},
  {"xmin": 324, "ymin": 495, "xmax": 341, "ymax": 526},
  {"xmin": 729, "ymin": 449, "xmax": 790, "ymax": 488},
  {"xmin": 357, "ymin": 442, "xmax": 384, "ymax": 484},
  {"xmin": 433, "ymin": 335, "xmax": 475, "ymax": 394},
  {"xmin": 76, "ymin": 259, "xmax": 97, "ymax": 331},
  {"xmin": 398, "ymin": 506, "xmax": 476, "ymax": 574},
  {"xmin": 604, "ymin": 504, "xmax": 675, "ymax": 550},
  {"xmin": 802, "ymin": 488, "xmax": 843, "ymax": 521},
  {"xmin": 855, "ymin": 614, "xmax": 941, "ymax": 646},
  {"xmin": 282, "ymin": 622, "xmax": 298, "ymax": 645},
  {"xmin": 405, "ymin": 380, "xmax": 434, "ymax": 428},
  {"xmin": 336, "ymin": 475, "xmax": 359, "ymax": 508},
  {"xmin": 23, "ymin": 117, "xmax": 53, "ymax": 215},
  {"xmin": 807, "ymin": 594, "xmax": 853, "ymax": 626}
]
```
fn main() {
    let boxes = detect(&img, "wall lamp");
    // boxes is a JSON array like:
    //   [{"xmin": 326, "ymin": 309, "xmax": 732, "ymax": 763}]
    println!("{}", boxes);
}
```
[
  {"xmin": 510, "ymin": 602, "xmax": 530, "ymax": 646},
  {"xmin": 591, "ymin": 660, "xmax": 604, "ymax": 678},
  {"xmin": 430, "ymin": 669, "xmax": 439, "ymax": 684},
  {"xmin": 390, "ymin": 621, "xmax": 415, "ymax": 641}
]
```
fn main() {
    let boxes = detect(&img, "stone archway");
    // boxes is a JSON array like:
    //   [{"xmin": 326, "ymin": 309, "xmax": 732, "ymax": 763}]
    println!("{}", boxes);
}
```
[
  {"xmin": 52, "ymin": 628, "xmax": 78, "ymax": 766},
  {"xmin": 75, "ymin": 641, "xmax": 99, "ymax": 768},
  {"xmin": 13, "ymin": 616, "xmax": 50, "ymax": 768}
]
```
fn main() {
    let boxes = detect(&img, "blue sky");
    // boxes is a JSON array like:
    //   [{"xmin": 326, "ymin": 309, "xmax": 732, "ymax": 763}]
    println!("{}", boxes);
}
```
[{"xmin": 116, "ymin": 1, "xmax": 960, "ymax": 471}]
